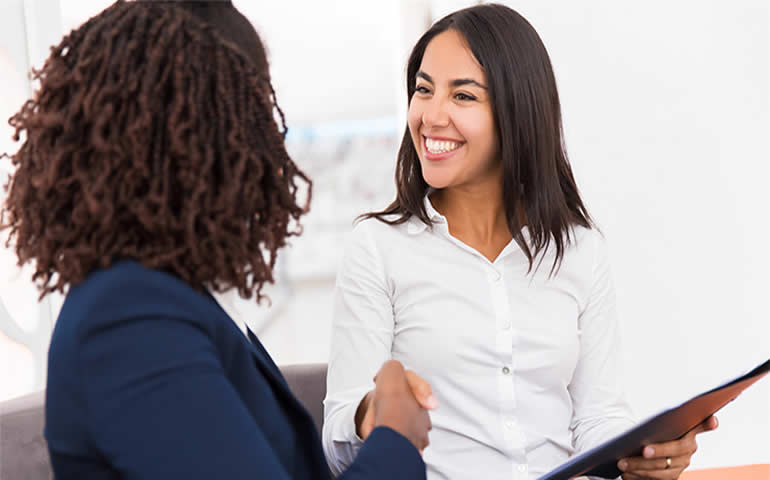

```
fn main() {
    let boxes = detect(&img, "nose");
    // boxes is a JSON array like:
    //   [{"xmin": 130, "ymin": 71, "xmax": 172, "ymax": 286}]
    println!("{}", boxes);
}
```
[{"xmin": 420, "ymin": 96, "xmax": 450, "ymax": 129}]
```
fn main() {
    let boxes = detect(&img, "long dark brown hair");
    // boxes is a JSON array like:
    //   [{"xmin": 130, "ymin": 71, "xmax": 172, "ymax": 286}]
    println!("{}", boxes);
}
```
[
  {"xmin": 363, "ymin": 3, "xmax": 592, "ymax": 273},
  {"xmin": 0, "ymin": 0, "xmax": 311, "ymax": 301}
]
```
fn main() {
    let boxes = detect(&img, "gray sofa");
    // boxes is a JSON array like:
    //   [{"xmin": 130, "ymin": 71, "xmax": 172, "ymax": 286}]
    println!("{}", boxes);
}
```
[{"xmin": 0, "ymin": 363, "xmax": 328, "ymax": 480}]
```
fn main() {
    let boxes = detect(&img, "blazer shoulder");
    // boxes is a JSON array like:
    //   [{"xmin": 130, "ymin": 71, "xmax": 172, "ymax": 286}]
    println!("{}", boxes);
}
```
[{"xmin": 61, "ymin": 260, "xmax": 221, "ymax": 337}]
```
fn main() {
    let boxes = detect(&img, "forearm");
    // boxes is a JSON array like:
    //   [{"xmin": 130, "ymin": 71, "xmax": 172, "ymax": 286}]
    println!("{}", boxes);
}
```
[{"xmin": 323, "ymin": 388, "xmax": 369, "ymax": 476}]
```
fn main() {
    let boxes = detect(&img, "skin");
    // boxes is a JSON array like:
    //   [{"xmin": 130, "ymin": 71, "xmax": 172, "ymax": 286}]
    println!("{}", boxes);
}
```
[
  {"xmin": 408, "ymin": 29, "xmax": 511, "ymax": 263},
  {"xmin": 617, "ymin": 416, "xmax": 718, "ymax": 480},
  {"xmin": 370, "ymin": 361, "xmax": 434, "ymax": 452},
  {"xmin": 357, "ymin": 369, "xmax": 438, "ymax": 454},
  {"xmin": 359, "ymin": 29, "xmax": 718, "ymax": 476}
]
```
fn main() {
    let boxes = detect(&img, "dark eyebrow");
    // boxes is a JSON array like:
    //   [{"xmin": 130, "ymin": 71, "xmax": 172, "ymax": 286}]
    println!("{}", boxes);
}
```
[
  {"xmin": 416, "ymin": 71, "xmax": 487, "ymax": 90},
  {"xmin": 450, "ymin": 78, "xmax": 487, "ymax": 90},
  {"xmin": 416, "ymin": 71, "xmax": 434, "ymax": 83}
]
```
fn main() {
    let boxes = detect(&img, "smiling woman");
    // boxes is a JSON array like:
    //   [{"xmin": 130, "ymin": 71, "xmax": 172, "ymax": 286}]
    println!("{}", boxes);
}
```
[
  {"xmin": 409, "ymin": 33, "xmax": 499, "ymax": 194},
  {"xmin": 360, "ymin": 5, "xmax": 591, "ymax": 272},
  {"xmin": 323, "ymin": 4, "xmax": 718, "ymax": 480}
]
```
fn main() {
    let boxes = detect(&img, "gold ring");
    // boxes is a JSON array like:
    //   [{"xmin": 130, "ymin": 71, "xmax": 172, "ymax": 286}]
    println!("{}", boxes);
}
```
[{"xmin": 665, "ymin": 457, "xmax": 672, "ymax": 469}]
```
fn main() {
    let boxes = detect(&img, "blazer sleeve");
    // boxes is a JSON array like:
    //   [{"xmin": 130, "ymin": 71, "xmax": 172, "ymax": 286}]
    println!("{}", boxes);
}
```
[
  {"xmin": 77, "ymin": 309, "xmax": 424, "ymax": 480},
  {"xmin": 78, "ymin": 313, "xmax": 300, "ymax": 479}
]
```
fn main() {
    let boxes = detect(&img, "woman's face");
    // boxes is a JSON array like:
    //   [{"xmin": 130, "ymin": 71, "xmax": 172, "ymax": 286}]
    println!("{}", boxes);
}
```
[{"xmin": 408, "ymin": 29, "xmax": 500, "ymax": 191}]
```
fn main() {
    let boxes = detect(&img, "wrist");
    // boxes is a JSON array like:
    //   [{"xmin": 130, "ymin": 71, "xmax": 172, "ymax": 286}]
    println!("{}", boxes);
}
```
[{"xmin": 354, "ymin": 391, "xmax": 373, "ymax": 437}]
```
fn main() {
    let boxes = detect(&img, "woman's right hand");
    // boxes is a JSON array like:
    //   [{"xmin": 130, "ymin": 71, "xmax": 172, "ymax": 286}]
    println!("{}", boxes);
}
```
[{"xmin": 355, "ymin": 360, "xmax": 438, "ymax": 452}]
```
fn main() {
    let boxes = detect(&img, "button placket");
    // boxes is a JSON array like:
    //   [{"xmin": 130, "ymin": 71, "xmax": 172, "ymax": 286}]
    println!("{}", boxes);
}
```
[{"xmin": 513, "ymin": 463, "xmax": 529, "ymax": 480}]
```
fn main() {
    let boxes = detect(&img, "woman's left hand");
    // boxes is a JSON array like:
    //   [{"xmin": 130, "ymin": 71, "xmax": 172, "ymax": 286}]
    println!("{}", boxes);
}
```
[{"xmin": 617, "ymin": 415, "xmax": 718, "ymax": 479}]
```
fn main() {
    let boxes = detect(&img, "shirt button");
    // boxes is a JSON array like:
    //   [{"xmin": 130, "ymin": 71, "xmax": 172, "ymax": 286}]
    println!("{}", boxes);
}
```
[
  {"xmin": 505, "ymin": 419, "xmax": 515, "ymax": 429},
  {"xmin": 517, "ymin": 464, "xmax": 528, "ymax": 472},
  {"xmin": 502, "ymin": 366, "xmax": 511, "ymax": 375}
]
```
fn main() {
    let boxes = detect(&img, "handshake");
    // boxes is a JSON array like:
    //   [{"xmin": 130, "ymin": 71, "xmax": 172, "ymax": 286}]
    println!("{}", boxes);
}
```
[{"xmin": 354, "ymin": 361, "xmax": 438, "ymax": 453}]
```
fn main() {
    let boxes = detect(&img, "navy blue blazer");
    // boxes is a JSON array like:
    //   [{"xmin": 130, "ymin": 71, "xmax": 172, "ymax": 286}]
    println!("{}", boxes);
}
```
[{"xmin": 45, "ymin": 260, "xmax": 425, "ymax": 479}]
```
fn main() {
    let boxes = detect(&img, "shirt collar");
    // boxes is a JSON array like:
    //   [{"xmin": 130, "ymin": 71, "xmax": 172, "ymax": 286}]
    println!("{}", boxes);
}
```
[{"xmin": 407, "ymin": 195, "xmax": 446, "ymax": 235}]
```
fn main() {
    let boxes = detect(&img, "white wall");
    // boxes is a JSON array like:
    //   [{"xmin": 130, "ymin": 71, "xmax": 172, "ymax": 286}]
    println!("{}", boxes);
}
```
[
  {"xmin": 0, "ymin": 0, "xmax": 767, "ymax": 471},
  {"xmin": 522, "ymin": 0, "xmax": 770, "ymax": 468},
  {"xmin": 0, "ymin": 0, "xmax": 64, "ymax": 402}
]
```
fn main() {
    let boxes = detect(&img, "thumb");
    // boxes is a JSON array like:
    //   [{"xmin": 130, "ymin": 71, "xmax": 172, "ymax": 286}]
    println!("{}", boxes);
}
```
[
  {"xmin": 406, "ymin": 370, "xmax": 438, "ymax": 410},
  {"xmin": 700, "ymin": 415, "xmax": 719, "ymax": 432},
  {"xmin": 689, "ymin": 415, "xmax": 719, "ymax": 437}
]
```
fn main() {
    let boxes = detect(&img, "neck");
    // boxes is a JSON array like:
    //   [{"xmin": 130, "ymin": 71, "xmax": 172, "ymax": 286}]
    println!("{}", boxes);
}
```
[{"xmin": 430, "ymin": 179, "xmax": 509, "ymax": 242}]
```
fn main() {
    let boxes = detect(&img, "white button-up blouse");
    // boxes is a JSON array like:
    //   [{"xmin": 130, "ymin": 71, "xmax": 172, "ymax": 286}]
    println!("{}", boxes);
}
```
[{"xmin": 322, "ymin": 198, "xmax": 634, "ymax": 480}]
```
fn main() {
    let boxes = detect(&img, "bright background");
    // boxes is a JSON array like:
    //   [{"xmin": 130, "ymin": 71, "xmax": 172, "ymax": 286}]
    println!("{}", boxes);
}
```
[{"xmin": 0, "ymin": 0, "xmax": 767, "ymax": 471}]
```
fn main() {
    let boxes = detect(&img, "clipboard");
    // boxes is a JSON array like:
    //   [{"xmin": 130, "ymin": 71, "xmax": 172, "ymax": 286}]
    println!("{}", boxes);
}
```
[{"xmin": 537, "ymin": 357, "xmax": 770, "ymax": 480}]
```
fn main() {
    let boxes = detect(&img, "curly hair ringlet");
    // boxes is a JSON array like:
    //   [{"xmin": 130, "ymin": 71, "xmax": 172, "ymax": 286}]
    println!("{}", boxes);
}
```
[{"xmin": 0, "ymin": 0, "xmax": 312, "ymax": 303}]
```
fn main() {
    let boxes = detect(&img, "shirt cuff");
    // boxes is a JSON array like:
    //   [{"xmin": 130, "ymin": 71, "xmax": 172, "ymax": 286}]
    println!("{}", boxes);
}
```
[
  {"xmin": 338, "ymin": 396, "xmax": 365, "ymax": 446},
  {"xmin": 325, "ymin": 392, "xmax": 369, "ymax": 476}
]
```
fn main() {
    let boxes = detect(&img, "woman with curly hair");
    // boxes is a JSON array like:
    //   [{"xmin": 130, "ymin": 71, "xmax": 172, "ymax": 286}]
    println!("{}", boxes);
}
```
[{"xmin": 1, "ymin": 1, "xmax": 433, "ymax": 479}]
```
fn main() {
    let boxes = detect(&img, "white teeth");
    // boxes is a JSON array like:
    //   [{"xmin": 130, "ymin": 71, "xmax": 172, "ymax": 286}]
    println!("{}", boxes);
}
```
[{"xmin": 425, "ymin": 138, "xmax": 461, "ymax": 154}]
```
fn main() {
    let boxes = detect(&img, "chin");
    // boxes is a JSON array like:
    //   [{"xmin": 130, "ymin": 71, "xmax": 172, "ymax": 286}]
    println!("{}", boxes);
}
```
[
  {"xmin": 422, "ymin": 174, "xmax": 452, "ymax": 190},
  {"xmin": 420, "ymin": 164, "xmax": 454, "ymax": 190}
]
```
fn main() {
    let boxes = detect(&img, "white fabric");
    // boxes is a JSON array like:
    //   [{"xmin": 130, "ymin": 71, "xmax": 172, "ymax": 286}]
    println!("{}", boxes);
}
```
[{"xmin": 322, "ymin": 197, "xmax": 634, "ymax": 480}]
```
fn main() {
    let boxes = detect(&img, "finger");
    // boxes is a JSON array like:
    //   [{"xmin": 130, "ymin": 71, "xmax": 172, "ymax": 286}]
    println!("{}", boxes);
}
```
[
  {"xmin": 405, "ymin": 370, "xmax": 439, "ymax": 410},
  {"xmin": 418, "ymin": 409, "xmax": 432, "ymax": 450},
  {"xmin": 419, "ymin": 427, "xmax": 431, "ymax": 451},
  {"xmin": 620, "ymin": 453, "xmax": 691, "ymax": 473},
  {"xmin": 676, "ymin": 415, "xmax": 719, "ymax": 445},
  {"xmin": 692, "ymin": 415, "xmax": 718, "ymax": 434},
  {"xmin": 374, "ymin": 360, "xmax": 405, "ymax": 383},
  {"xmin": 374, "ymin": 360, "xmax": 408, "ymax": 394},
  {"xmin": 640, "ymin": 435, "xmax": 698, "ymax": 460}
]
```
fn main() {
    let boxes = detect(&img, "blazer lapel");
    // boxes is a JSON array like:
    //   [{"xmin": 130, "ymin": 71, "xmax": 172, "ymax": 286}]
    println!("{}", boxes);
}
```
[
  {"xmin": 245, "ymin": 328, "xmax": 331, "ymax": 477},
  {"xmin": 206, "ymin": 292, "xmax": 320, "ymax": 442},
  {"xmin": 206, "ymin": 291, "xmax": 292, "ymax": 395},
  {"xmin": 246, "ymin": 328, "xmax": 288, "ymax": 389},
  {"xmin": 243, "ymin": 328, "xmax": 319, "ymax": 426}
]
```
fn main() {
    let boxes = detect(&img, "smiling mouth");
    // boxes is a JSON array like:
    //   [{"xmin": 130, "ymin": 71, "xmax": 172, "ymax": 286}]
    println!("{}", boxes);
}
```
[{"xmin": 424, "ymin": 136, "xmax": 463, "ymax": 154}]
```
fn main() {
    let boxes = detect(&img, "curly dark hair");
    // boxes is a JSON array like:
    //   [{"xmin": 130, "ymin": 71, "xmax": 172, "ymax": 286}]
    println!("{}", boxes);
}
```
[{"xmin": 0, "ymin": 0, "xmax": 311, "ymax": 302}]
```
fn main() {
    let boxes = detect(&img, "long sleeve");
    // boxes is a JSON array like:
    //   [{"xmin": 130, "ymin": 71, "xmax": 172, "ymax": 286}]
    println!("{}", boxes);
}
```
[
  {"xmin": 323, "ymin": 222, "xmax": 396, "ymax": 477},
  {"xmin": 76, "ymin": 308, "xmax": 424, "ymax": 480},
  {"xmin": 78, "ymin": 313, "xmax": 301, "ymax": 479},
  {"xmin": 568, "ymin": 234, "xmax": 635, "ymax": 477}
]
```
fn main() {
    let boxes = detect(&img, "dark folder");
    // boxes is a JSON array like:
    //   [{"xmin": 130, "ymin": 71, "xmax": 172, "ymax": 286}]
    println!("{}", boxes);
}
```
[{"xmin": 537, "ymin": 357, "xmax": 770, "ymax": 480}]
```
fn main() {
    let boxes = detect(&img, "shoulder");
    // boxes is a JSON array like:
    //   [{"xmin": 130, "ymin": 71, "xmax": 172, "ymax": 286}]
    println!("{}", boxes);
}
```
[
  {"xmin": 344, "ymin": 217, "xmax": 409, "ymax": 257},
  {"xmin": 538, "ymin": 225, "xmax": 609, "ymax": 281},
  {"xmin": 58, "ymin": 260, "xmax": 221, "ymax": 339},
  {"xmin": 46, "ymin": 261, "xmax": 228, "ymax": 451},
  {"xmin": 561, "ymin": 225, "xmax": 613, "ymax": 287},
  {"xmin": 350, "ymin": 215, "xmax": 408, "ymax": 240},
  {"xmin": 568, "ymin": 225, "xmax": 607, "ymax": 258}
]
